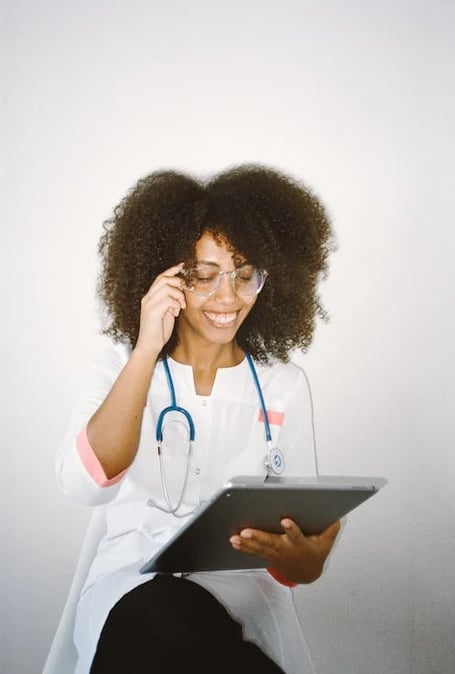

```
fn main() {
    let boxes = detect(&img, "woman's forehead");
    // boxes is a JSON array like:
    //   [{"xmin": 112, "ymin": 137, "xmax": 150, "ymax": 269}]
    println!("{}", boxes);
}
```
[{"xmin": 193, "ymin": 231, "xmax": 247, "ymax": 266}]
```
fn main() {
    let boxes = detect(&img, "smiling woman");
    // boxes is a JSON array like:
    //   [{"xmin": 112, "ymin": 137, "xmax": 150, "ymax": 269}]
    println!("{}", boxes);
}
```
[
  {"xmin": 54, "ymin": 163, "xmax": 338, "ymax": 674},
  {"xmin": 97, "ymin": 164, "xmax": 334, "ymax": 364}
]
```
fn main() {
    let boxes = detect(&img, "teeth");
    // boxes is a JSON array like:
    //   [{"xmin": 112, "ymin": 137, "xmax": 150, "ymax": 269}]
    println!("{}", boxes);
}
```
[{"xmin": 204, "ymin": 312, "xmax": 237, "ymax": 325}]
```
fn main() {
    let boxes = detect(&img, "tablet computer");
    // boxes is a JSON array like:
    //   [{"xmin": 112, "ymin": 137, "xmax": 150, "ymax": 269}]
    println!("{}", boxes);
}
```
[{"xmin": 140, "ymin": 474, "xmax": 387, "ymax": 574}]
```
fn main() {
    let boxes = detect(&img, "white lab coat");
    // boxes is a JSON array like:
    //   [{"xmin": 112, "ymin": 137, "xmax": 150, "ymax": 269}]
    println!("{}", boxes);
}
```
[{"xmin": 56, "ymin": 335, "xmax": 318, "ymax": 673}]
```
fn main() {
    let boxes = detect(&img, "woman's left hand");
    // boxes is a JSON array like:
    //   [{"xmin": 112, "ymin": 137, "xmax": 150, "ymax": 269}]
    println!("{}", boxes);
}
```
[{"xmin": 229, "ymin": 518, "xmax": 341, "ymax": 584}]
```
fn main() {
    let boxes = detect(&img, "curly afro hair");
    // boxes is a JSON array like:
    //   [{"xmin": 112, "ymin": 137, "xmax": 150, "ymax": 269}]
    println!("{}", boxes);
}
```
[{"xmin": 97, "ymin": 163, "xmax": 335, "ymax": 364}]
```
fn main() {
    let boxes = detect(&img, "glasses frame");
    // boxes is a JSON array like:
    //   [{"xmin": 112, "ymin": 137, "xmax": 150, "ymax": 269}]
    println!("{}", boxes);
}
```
[{"xmin": 180, "ymin": 264, "xmax": 268, "ymax": 298}]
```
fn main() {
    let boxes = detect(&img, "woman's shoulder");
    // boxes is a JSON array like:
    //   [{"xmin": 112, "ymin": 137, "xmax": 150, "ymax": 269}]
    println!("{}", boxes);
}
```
[{"xmin": 255, "ymin": 356, "xmax": 308, "ymax": 388}]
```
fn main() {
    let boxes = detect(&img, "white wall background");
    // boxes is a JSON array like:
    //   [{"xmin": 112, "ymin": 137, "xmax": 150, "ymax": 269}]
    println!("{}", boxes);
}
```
[{"xmin": 2, "ymin": 1, "xmax": 454, "ymax": 673}]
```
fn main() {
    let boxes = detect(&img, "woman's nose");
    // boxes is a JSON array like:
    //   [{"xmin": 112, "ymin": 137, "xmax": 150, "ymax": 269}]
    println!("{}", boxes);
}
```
[{"xmin": 213, "ymin": 272, "xmax": 237, "ymax": 302}]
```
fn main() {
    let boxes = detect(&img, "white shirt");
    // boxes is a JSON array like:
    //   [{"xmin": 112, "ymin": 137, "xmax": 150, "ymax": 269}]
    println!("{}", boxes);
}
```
[{"xmin": 56, "ymin": 336, "xmax": 318, "ymax": 674}]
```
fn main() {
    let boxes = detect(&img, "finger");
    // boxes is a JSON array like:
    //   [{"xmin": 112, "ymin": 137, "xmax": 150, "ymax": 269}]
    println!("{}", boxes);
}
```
[
  {"xmin": 144, "ymin": 284, "xmax": 186, "ymax": 305},
  {"xmin": 233, "ymin": 529, "xmax": 282, "ymax": 557},
  {"xmin": 160, "ymin": 262, "xmax": 185, "ymax": 276},
  {"xmin": 161, "ymin": 297, "xmax": 185, "ymax": 319},
  {"xmin": 308, "ymin": 520, "xmax": 341, "ymax": 546},
  {"xmin": 239, "ymin": 528, "xmax": 278, "ymax": 547},
  {"xmin": 142, "ymin": 285, "xmax": 186, "ymax": 311},
  {"xmin": 146, "ymin": 275, "xmax": 185, "ymax": 300},
  {"xmin": 167, "ymin": 305, "xmax": 181, "ymax": 319},
  {"xmin": 156, "ymin": 262, "xmax": 185, "ymax": 286},
  {"xmin": 230, "ymin": 535, "xmax": 242, "ymax": 550},
  {"xmin": 144, "ymin": 262, "xmax": 185, "ymax": 294},
  {"xmin": 319, "ymin": 520, "xmax": 341, "ymax": 541},
  {"xmin": 142, "ymin": 295, "xmax": 184, "ymax": 322},
  {"xmin": 323, "ymin": 520, "xmax": 342, "ymax": 542},
  {"xmin": 229, "ymin": 534, "xmax": 277, "ymax": 561},
  {"xmin": 280, "ymin": 518, "xmax": 305, "ymax": 544}
]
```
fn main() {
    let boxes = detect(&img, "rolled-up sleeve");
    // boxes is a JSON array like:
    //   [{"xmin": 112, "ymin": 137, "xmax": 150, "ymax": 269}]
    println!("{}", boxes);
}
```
[{"xmin": 56, "ymin": 336, "xmax": 131, "ymax": 506}]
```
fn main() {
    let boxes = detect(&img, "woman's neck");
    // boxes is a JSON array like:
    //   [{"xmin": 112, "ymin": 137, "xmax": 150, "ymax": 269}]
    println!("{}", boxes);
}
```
[
  {"xmin": 170, "ymin": 340, "xmax": 245, "ymax": 395},
  {"xmin": 171, "ymin": 339, "xmax": 244, "ymax": 369}
]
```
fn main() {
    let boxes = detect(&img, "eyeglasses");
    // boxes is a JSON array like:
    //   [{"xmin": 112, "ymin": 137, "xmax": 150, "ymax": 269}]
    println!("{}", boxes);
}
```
[{"xmin": 180, "ymin": 263, "xmax": 268, "ymax": 297}]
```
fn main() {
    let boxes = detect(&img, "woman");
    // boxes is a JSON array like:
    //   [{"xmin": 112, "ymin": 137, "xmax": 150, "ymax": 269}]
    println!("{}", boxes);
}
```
[{"xmin": 57, "ymin": 163, "xmax": 340, "ymax": 674}]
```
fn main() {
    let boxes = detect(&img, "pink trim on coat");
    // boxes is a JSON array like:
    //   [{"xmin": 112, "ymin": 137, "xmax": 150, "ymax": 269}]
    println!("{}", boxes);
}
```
[
  {"xmin": 258, "ymin": 409, "xmax": 285, "ymax": 426},
  {"xmin": 76, "ymin": 427, "xmax": 127, "ymax": 487}
]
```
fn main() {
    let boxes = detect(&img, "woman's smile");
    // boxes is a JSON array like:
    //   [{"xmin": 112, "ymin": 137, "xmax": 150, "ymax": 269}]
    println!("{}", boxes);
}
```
[{"xmin": 202, "ymin": 310, "xmax": 239, "ymax": 327}]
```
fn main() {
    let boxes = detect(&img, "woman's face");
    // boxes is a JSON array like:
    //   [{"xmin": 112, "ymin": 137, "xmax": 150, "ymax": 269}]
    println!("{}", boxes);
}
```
[{"xmin": 177, "ymin": 232, "xmax": 258, "ymax": 349}]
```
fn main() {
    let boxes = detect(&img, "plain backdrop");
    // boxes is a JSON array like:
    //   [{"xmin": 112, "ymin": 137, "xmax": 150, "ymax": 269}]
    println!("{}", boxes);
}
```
[{"xmin": 1, "ymin": 1, "xmax": 454, "ymax": 673}]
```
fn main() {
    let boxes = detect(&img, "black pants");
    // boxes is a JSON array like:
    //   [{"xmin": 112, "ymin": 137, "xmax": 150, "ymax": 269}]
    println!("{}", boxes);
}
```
[{"xmin": 90, "ymin": 573, "xmax": 285, "ymax": 673}]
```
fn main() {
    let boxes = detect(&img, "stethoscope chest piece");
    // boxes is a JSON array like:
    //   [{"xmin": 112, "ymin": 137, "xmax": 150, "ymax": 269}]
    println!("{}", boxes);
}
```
[{"xmin": 265, "ymin": 447, "xmax": 285, "ymax": 475}]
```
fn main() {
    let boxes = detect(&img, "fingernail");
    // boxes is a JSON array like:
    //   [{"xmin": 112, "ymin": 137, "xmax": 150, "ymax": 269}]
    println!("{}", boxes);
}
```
[{"xmin": 240, "ymin": 530, "xmax": 252, "ymax": 539}]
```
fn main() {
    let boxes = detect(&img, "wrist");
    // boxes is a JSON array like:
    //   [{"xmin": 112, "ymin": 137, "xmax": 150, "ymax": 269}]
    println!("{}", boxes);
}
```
[
  {"xmin": 267, "ymin": 567, "xmax": 298, "ymax": 587},
  {"xmin": 131, "ymin": 342, "xmax": 161, "ymax": 365}
]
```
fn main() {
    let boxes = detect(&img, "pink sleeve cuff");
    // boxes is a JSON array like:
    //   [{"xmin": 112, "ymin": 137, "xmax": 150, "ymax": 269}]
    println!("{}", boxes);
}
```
[
  {"xmin": 267, "ymin": 567, "xmax": 298, "ymax": 587},
  {"xmin": 76, "ymin": 427, "xmax": 127, "ymax": 487}
]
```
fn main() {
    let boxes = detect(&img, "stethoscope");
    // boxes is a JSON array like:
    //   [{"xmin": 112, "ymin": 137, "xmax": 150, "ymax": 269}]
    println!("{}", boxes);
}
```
[{"xmin": 150, "ymin": 353, "xmax": 285, "ymax": 516}]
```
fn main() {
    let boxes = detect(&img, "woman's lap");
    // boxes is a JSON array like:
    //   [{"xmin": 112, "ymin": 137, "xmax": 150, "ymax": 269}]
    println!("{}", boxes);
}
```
[{"xmin": 90, "ymin": 573, "xmax": 285, "ymax": 674}]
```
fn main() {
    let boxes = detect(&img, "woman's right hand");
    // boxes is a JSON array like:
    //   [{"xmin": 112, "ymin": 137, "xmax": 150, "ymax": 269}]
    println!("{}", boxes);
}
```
[{"xmin": 135, "ymin": 263, "xmax": 187, "ymax": 357}]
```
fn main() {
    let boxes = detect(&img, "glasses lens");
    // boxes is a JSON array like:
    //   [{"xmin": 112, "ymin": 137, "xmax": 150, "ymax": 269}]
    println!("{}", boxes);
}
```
[
  {"xmin": 182, "ymin": 264, "xmax": 267, "ymax": 296},
  {"xmin": 182, "ymin": 265, "xmax": 219, "ymax": 296},
  {"xmin": 234, "ymin": 266, "xmax": 266, "ymax": 295}
]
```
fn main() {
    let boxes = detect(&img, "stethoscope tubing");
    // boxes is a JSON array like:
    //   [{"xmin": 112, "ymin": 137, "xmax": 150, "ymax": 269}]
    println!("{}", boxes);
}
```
[
  {"xmin": 153, "ymin": 353, "xmax": 283, "ymax": 515},
  {"xmin": 245, "ymin": 352, "xmax": 272, "ymax": 447},
  {"xmin": 156, "ymin": 359, "xmax": 196, "ymax": 443}
]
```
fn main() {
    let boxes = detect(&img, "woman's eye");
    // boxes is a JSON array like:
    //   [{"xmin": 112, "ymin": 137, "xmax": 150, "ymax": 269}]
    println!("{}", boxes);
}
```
[{"xmin": 237, "ymin": 267, "xmax": 255, "ymax": 281}]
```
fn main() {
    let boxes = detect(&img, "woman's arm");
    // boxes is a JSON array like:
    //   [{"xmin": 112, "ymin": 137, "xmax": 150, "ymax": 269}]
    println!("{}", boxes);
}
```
[
  {"xmin": 85, "ymin": 347, "xmax": 157, "ymax": 478},
  {"xmin": 85, "ymin": 262, "xmax": 186, "ymax": 477},
  {"xmin": 56, "ymin": 263, "xmax": 186, "ymax": 503}
]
